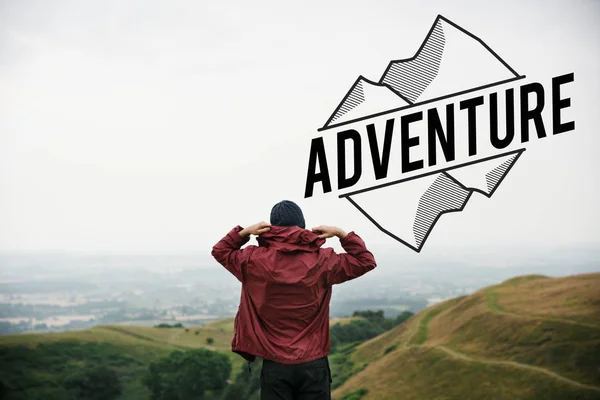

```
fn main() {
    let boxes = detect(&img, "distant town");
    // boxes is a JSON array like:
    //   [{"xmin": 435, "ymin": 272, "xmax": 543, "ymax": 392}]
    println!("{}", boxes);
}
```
[{"xmin": 1, "ymin": 248, "xmax": 597, "ymax": 335}]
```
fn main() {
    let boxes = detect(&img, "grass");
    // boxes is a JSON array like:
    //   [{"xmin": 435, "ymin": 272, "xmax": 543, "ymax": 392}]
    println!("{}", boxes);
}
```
[
  {"xmin": 490, "ymin": 273, "xmax": 600, "ymax": 326},
  {"xmin": 383, "ymin": 344, "xmax": 397, "ymax": 355},
  {"xmin": 204, "ymin": 318, "xmax": 235, "ymax": 332},
  {"xmin": 0, "ymin": 340, "xmax": 159, "ymax": 400},
  {"xmin": 348, "ymin": 320, "xmax": 411, "ymax": 365},
  {"xmin": 331, "ymin": 317, "xmax": 364, "ymax": 326},
  {"xmin": 0, "ymin": 319, "xmax": 243, "ymax": 400},
  {"xmin": 333, "ymin": 346, "xmax": 600, "ymax": 400},
  {"xmin": 3, "ymin": 273, "xmax": 600, "ymax": 400},
  {"xmin": 339, "ymin": 388, "xmax": 368, "ymax": 400},
  {"xmin": 412, "ymin": 308, "xmax": 442, "ymax": 345},
  {"xmin": 330, "ymin": 342, "xmax": 364, "ymax": 390},
  {"xmin": 485, "ymin": 288, "xmax": 504, "ymax": 312},
  {"xmin": 0, "ymin": 311, "xmax": 377, "ymax": 400},
  {"xmin": 99, "ymin": 323, "xmax": 246, "ymax": 375},
  {"xmin": 332, "ymin": 272, "xmax": 600, "ymax": 400},
  {"xmin": 444, "ymin": 312, "xmax": 600, "ymax": 386},
  {"xmin": 411, "ymin": 296, "xmax": 467, "ymax": 346},
  {"xmin": 501, "ymin": 274, "xmax": 549, "ymax": 286}
]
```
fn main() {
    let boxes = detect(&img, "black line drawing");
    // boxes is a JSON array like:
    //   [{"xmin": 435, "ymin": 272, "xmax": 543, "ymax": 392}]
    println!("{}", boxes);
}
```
[
  {"xmin": 380, "ymin": 18, "xmax": 446, "ymax": 103},
  {"xmin": 319, "ymin": 14, "xmax": 524, "ymax": 132},
  {"xmin": 340, "ymin": 149, "xmax": 524, "ymax": 198},
  {"xmin": 412, "ymin": 173, "xmax": 471, "ymax": 249},
  {"xmin": 342, "ymin": 149, "xmax": 525, "ymax": 252},
  {"xmin": 323, "ymin": 76, "xmax": 410, "ymax": 129},
  {"xmin": 330, "ymin": 78, "xmax": 366, "ymax": 124},
  {"xmin": 320, "ymin": 15, "xmax": 528, "ymax": 252},
  {"xmin": 318, "ymin": 75, "xmax": 525, "ymax": 132}
]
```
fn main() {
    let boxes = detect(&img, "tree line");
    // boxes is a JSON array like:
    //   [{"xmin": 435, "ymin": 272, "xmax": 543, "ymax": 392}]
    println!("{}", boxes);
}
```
[{"xmin": 330, "ymin": 310, "xmax": 413, "ymax": 348}]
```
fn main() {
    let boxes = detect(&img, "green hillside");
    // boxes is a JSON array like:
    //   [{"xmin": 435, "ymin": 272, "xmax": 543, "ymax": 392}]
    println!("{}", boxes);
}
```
[
  {"xmin": 0, "ymin": 314, "xmax": 374, "ymax": 399},
  {"xmin": 333, "ymin": 273, "xmax": 600, "ymax": 400},
  {"xmin": 2, "ymin": 273, "xmax": 599, "ymax": 400},
  {"xmin": 0, "ymin": 320, "xmax": 242, "ymax": 399}
]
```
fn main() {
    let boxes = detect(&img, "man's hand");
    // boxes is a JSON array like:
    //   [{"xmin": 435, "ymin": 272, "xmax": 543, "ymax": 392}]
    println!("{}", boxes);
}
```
[
  {"xmin": 239, "ymin": 221, "xmax": 271, "ymax": 237},
  {"xmin": 311, "ymin": 225, "xmax": 347, "ymax": 240}
]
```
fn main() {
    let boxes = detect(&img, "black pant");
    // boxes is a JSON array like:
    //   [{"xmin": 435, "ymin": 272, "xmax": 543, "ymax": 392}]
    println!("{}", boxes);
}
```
[{"xmin": 260, "ymin": 356, "xmax": 332, "ymax": 400}]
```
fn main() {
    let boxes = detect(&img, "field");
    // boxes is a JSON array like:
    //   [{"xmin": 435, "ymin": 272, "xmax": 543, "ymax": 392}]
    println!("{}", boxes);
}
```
[
  {"xmin": 0, "ymin": 314, "xmax": 369, "ymax": 399},
  {"xmin": 0, "ymin": 318, "xmax": 243, "ymax": 399},
  {"xmin": 2, "ymin": 273, "xmax": 599, "ymax": 400}
]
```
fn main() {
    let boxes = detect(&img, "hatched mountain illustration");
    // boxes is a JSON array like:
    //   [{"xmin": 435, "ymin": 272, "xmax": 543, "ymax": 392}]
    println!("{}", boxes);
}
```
[
  {"xmin": 379, "ymin": 16, "xmax": 519, "ymax": 103},
  {"xmin": 323, "ymin": 77, "xmax": 410, "ymax": 128},
  {"xmin": 324, "ymin": 15, "xmax": 525, "ymax": 252}
]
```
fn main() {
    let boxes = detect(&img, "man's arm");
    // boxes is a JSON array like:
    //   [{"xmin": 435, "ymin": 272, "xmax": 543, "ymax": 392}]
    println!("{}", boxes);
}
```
[
  {"xmin": 210, "ymin": 222, "xmax": 270, "ymax": 282},
  {"xmin": 312, "ymin": 225, "xmax": 377, "ymax": 285}
]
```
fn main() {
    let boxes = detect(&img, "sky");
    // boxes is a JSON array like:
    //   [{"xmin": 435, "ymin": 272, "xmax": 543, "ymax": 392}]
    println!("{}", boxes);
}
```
[{"xmin": 0, "ymin": 0, "xmax": 599, "ymax": 259}]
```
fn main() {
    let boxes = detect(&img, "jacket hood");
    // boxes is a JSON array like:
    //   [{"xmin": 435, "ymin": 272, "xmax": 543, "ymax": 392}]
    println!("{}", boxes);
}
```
[{"xmin": 257, "ymin": 225, "xmax": 325, "ymax": 253}]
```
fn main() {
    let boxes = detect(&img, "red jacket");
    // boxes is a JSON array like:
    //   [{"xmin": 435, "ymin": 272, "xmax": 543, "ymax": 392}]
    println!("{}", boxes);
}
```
[{"xmin": 211, "ymin": 225, "xmax": 376, "ymax": 364}]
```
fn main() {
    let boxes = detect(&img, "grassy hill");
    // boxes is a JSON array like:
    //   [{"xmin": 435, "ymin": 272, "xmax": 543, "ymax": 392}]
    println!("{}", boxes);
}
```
[
  {"xmin": 2, "ymin": 273, "xmax": 599, "ymax": 399},
  {"xmin": 333, "ymin": 273, "xmax": 600, "ymax": 400},
  {"xmin": 0, "ymin": 314, "xmax": 366, "ymax": 399},
  {"xmin": 0, "ymin": 319, "xmax": 243, "ymax": 399}
]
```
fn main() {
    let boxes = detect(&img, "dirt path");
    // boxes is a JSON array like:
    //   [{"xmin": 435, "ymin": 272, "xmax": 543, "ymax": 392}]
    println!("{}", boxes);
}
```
[
  {"xmin": 338, "ymin": 287, "xmax": 600, "ymax": 396},
  {"xmin": 434, "ymin": 345, "xmax": 600, "ymax": 393},
  {"xmin": 484, "ymin": 288, "xmax": 600, "ymax": 329},
  {"xmin": 398, "ymin": 298, "xmax": 600, "ymax": 393},
  {"xmin": 402, "ymin": 312, "xmax": 425, "ymax": 348}
]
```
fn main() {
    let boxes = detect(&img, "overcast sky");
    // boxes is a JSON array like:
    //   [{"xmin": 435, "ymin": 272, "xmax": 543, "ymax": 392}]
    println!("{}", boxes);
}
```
[{"xmin": 0, "ymin": 0, "xmax": 598, "ymax": 258}]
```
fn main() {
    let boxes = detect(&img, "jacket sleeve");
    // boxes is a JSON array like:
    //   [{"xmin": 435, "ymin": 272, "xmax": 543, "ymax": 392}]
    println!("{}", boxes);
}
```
[
  {"xmin": 211, "ymin": 226, "xmax": 255, "ymax": 282},
  {"xmin": 325, "ymin": 231, "xmax": 377, "ymax": 285}
]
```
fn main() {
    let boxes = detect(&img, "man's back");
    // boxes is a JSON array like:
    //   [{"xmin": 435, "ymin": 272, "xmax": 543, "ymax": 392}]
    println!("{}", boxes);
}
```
[
  {"xmin": 211, "ymin": 224, "xmax": 376, "ymax": 364},
  {"xmin": 211, "ymin": 200, "xmax": 376, "ymax": 399}
]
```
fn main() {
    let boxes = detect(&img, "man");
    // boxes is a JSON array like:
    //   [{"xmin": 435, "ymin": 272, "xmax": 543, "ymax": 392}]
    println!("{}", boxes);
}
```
[{"xmin": 211, "ymin": 200, "xmax": 376, "ymax": 399}]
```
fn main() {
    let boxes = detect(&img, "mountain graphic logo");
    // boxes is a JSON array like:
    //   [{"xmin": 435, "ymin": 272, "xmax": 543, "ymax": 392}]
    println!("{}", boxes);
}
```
[{"xmin": 315, "ymin": 15, "xmax": 538, "ymax": 252}]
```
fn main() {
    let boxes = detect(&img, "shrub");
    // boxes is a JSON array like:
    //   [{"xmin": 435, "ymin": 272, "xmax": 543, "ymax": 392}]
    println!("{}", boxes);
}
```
[
  {"xmin": 63, "ymin": 365, "xmax": 121, "ymax": 400},
  {"xmin": 154, "ymin": 323, "xmax": 185, "ymax": 329},
  {"xmin": 384, "ymin": 344, "xmax": 398, "ymax": 355},
  {"xmin": 142, "ymin": 348, "xmax": 231, "ymax": 400},
  {"xmin": 340, "ymin": 388, "xmax": 368, "ymax": 400}
]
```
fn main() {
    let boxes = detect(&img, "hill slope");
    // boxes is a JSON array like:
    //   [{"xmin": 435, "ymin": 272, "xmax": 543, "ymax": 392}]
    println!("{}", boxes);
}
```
[
  {"xmin": 0, "ymin": 319, "xmax": 244, "ymax": 399},
  {"xmin": 0, "ymin": 314, "xmax": 365, "ymax": 399},
  {"xmin": 333, "ymin": 273, "xmax": 600, "ymax": 400}
]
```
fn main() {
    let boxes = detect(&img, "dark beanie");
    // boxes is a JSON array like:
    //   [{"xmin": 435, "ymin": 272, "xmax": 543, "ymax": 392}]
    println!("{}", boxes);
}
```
[{"xmin": 270, "ymin": 200, "xmax": 306, "ymax": 229}]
